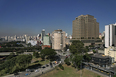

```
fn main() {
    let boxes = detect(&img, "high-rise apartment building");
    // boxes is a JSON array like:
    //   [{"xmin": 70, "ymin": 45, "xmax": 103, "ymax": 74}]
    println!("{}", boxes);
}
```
[
  {"xmin": 51, "ymin": 29, "xmax": 65, "ymax": 50},
  {"xmin": 72, "ymin": 15, "xmax": 101, "ymax": 46},
  {"xmin": 43, "ymin": 35, "xmax": 50, "ymax": 45},
  {"xmin": 105, "ymin": 23, "xmax": 116, "ymax": 47},
  {"xmin": 24, "ymin": 35, "xmax": 30, "ymax": 44},
  {"xmin": 5, "ymin": 36, "xmax": 8, "ymax": 41},
  {"xmin": 72, "ymin": 14, "xmax": 99, "ymax": 39}
]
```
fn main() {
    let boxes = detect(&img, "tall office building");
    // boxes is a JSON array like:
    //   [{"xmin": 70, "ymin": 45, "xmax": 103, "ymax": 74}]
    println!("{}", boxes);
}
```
[
  {"xmin": 72, "ymin": 15, "xmax": 101, "ymax": 46},
  {"xmin": 105, "ymin": 23, "xmax": 116, "ymax": 47},
  {"xmin": 41, "ymin": 29, "xmax": 45, "ymax": 41},
  {"xmin": 72, "ymin": 14, "xmax": 99, "ymax": 39},
  {"xmin": 51, "ymin": 29, "xmax": 65, "ymax": 50}
]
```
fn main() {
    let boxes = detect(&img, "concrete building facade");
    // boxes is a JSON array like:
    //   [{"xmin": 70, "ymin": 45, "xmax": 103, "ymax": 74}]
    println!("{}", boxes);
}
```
[
  {"xmin": 72, "ymin": 14, "xmax": 99, "ymax": 39},
  {"xmin": 104, "ymin": 46, "xmax": 116, "ymax": 63},
  {"xmin": 43, "ymin": 35, "xmax": 50, "ymax": 45},
  {"xmin": 51, "ymin": 29, "xmax": 65, "ymax": 50},
  {"xmin": 72, "ymin": 15, "xmax": 101, "ymax": 46},
  {"xmin": 105, "ymin": 23, "xmax": 116, "ymax": 47}
]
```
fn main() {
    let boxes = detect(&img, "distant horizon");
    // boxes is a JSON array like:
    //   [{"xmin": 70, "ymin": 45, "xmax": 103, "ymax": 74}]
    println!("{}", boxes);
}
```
[
  {"xmin": 0, "ymin": 28, "xmax": 71, "ymax": 37},
  {"xmin": 1, "ymin": 0, "xmax": 116, "ymax": 37}
]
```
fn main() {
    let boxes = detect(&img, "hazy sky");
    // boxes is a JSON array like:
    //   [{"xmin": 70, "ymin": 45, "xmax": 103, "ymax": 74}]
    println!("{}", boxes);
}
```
[{"xmin": 0, "ymin": 0, "xmax": 116, "ymax": 37}]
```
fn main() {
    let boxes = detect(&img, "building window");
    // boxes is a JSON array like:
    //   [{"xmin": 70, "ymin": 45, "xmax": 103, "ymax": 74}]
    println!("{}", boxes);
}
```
[{"xmin": 88, "ymin": 37, "xmax": 91, "ymax": 39}]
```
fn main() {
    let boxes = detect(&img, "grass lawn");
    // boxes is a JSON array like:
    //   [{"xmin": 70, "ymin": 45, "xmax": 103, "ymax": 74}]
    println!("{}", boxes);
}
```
[
  {"xmin": 29, "ymin": 58, "xmax": 50, "ymax": 68},
  {"xmin": 39, "ymin": 64, "xmax": 103, "ymax": 77}
]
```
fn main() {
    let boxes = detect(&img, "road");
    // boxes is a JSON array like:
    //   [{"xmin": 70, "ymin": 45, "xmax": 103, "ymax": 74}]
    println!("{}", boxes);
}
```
[
  {"xmin": 20, "ymin": 43, "xmax": 27, "ymax": 47},
  {"xmin": 0, "ymin": 52, "xmax": 33, "ymax": 55},
  {"xmin": 55, "ymin": 50, "xmax": 71, "ymax": 64}
]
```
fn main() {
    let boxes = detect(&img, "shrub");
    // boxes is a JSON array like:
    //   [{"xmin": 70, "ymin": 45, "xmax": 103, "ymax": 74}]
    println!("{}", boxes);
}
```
[
  {"xmin": 93, "ymin": 50, "xmax": 96, "ymax": 53},
  {"xmin": 64, "ymin": 58, "xmax": 71, "ymax": 66},
  {"xmin": 58, "ymin": 64, "xmax": 64, "ymax": 70},
  {"xmin": 66, "ymin": 62, "xmax": 71, "ymax": 66}
]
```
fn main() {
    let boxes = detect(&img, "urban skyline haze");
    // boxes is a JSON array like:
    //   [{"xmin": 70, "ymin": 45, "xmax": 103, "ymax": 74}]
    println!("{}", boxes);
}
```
[{"xmin": 0, "ymin": 0, "xmax": 116, "ymax": 37}]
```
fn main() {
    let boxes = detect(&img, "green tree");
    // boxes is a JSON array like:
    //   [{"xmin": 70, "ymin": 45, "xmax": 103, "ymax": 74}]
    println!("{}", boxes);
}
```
[
  {"xmin": 69, "ymin": 40, "xmax": 84, "ymax": 54},
  {"xmin": 6, "ymin": 55, "xmax": 14, "ymax": 60},
  {"xmin": 93, "ymin": 50, "xmax": 96, "ymax": 53},
  {"xmin": 64, "ymin": 57, "xmax": 71, "ymax": 66},
  {"xmin": 10, "ymin": 52, "xmax": 15, "ymax": 55},
  {"xmin": 58, "ymin": 64, "xmax": 64, "ymax": 70},
  {"xmin": 69, "ymin": 40, "xmax": 87, "ymax": 70},
  {"xmin": 40, "ymin": 48, "xmax": 56, "ymax": 61},
  {"xmin": 33, "ymin": 51, "xmax": 36, "ymax": 56},
  {"xmin": 85, "ymin": 46, "xmax": 89, "ymax": 51},
  {"xmin": 83, "ymin": 53, "xmax": 91, "ymax": 62},
  {"xmin": 0, "ymin": 55, "xmax": 32, "ymax": 76},
  {"xmin": 33, "ymin": 51, "xmax": 39, "ymax": 58},
  {"xmin": 72, "ymin": 54, "xmax": 83, "ymax": 70}
]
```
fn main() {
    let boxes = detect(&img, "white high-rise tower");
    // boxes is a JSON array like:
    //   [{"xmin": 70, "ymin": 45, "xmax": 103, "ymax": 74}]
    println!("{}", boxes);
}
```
[{"xmin": 105, "ymin": 23, "xmax": 116, "ymax": 47}]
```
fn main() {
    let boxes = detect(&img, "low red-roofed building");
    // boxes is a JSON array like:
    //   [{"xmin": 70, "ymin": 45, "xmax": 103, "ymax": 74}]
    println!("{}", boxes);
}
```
[{"xmin": 42, "ymin": 45, "xmax": 51, "ymax": 49}]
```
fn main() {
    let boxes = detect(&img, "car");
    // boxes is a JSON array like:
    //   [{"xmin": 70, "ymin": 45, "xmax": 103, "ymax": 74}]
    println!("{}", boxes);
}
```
[
  {"xmin": 41, "ymin": 66, "xmax": 46, "ymax": 68},
  {"xmin": 25, "ymin": 73, "xmax": 31, "ymax": 76},
  {"xmin": 14, "ymin": 72, "xmax": 19, "ymax": 75},
  {"xmin": 26, "ymin": 69, "xmax": 31, "ymax": 72},
  {"xmin": 46, "ymin": 64, "xmax": 49, "ymax": 67},
  {"xmin": 30, "ymin": 69, "xmax": 34, "ymax": 72},
  {"xmin": 35, "ymin": 69, "xmax": 39, "ymax": 72}
]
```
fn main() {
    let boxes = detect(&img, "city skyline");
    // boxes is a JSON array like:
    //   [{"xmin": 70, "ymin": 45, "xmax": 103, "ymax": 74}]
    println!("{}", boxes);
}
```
[{"xmin": 0, "ymin": 0, "xmax": 116, "ymax": 37}]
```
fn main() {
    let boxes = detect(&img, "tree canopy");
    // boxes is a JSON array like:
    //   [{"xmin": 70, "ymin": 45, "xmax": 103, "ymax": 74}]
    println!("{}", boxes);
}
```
[
  {"xmin": 72, "ymin": 54, "xmax": 83, "ymax": 69},
  {"xmin": 69, "ymin": 40, "xmax": 86, "ymax": 54},
  {"xmin": 69, "ymin": 40, "xmax": 90, "ymax": 70},
  {"xmin": 40, "ymin": 48, "xmax": 56, "ymax": 61},
  {"xmin": 0, "ymin": 54, "xmax": 32, "ymax": 76}
]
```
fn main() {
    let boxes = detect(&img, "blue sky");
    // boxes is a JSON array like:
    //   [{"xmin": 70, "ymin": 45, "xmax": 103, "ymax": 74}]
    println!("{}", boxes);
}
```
[{"xmin": 0, "ymin": 0, "xmax": 116, "ymax": 37}]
